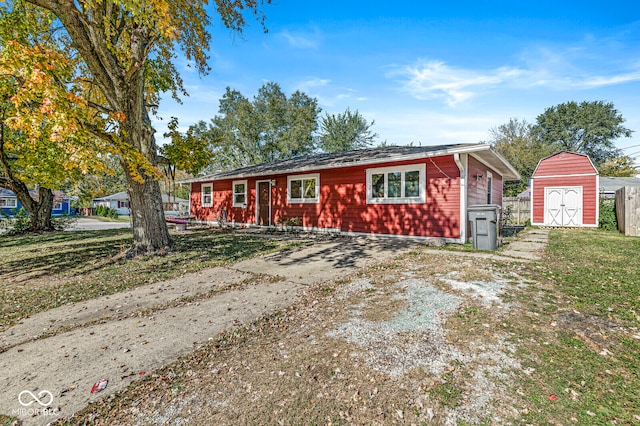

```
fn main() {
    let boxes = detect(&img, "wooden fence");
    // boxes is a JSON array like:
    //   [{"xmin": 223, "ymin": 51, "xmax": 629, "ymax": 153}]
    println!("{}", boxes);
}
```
[
  {"xmin": 615, "ymin": 186, "xmax": 640, "ymax": 236},
  {"xmin": 502, "ymin": 196, "xmax": 530, "ymax": 225}
]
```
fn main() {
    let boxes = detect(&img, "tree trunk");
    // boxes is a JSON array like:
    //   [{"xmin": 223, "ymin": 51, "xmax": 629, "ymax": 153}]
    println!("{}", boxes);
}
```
[
  {"xmin": 10, "ymin": 182, "xmax": 54, "ymax": 232},
  {"xmin": 125, "ymin": 165, "xmax": 172, "ymax": 257},
  {"xmin": 120, "ymin": 60, "xmax": 173, "ymax": 257}
]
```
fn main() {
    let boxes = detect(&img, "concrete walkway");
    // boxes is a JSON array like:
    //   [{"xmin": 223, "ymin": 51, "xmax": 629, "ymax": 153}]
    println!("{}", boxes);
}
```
[
  {"xmin": 0, "ymin": 238, "xmax": 417, "ymax": 425},
  {"xmin": 498, "ymin": 228, "xmax": 549, "ymax": 261}
]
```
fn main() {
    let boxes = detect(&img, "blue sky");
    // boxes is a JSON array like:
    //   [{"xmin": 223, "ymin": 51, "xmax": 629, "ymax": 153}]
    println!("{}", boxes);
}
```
[{"xmin": 154, "ymin": 1, "xmax": 640, "ymax": 163}]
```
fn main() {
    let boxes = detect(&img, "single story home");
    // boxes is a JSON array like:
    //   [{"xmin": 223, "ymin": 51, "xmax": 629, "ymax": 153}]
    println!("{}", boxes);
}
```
[
  {"xmin": 182, "ymin": 143, "xmax": 520, "ymax": 243},
  {"xmin": 530, "ymin": 151, "xmax": 598, "ymax": 227},
  {"xmin": 93, "ymin": 191, "xmax": 189, "ymax": 215},
  {"xmin": 0, "ymin": 188, "xmax": 75, "ymax": 216}
]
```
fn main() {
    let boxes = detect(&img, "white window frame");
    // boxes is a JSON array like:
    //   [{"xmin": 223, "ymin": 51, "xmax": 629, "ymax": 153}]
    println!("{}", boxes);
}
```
[
  {"xmin": 0, "ymin": 198, "xmax": 17, "ymax": 208},
  {"xmin": 366, "ymin": 164, "xmax": 426, "ymax": 204},
  {"xmin": 201, "ymin": 183, "xmax": 213, "ymax": 207},
  {"xmin": 486, "ymin": 171, "xmax": 493, "ymax": 204},
  {"xmin": 53, "ymin": 202, "xmax": 63, "ymax": 211},
  {"xmin": 287, "ymin": 173, "xmax": 320, "ymax": 204},
  {"xmin": 232, "ymin": 180, "xmax": 248, "ymax": 208}
]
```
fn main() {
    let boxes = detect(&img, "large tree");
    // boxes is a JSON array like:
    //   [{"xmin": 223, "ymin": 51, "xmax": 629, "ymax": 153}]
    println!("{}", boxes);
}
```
[
  {"xmin": 489, "ymin": 118, "xmax": 557, "ymax": 196},
  {"xmin": 533, "ymin": 100, "xmax": 632, "ymax": 165},
  {"xmin": 180, "ymin": 82, "xmax": 320, "ymax": 171},
  {"xmin": 8, "ymin": 0, "xmax": 269, "ymax": 255},
  {"xmin": 0, "ymin": 3, "xmax": 111, "ymax": 231},
  {"xmin": 318, "ymin": 108, "xmax": 378, "ymax": 153}
]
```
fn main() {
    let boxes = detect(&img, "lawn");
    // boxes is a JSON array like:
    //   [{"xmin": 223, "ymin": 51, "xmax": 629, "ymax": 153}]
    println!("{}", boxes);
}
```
[
  {"xmin": 512, "ymin": 228, "xmax": 640, "ymax": 425},
  {"xmin": 1, "ymin": 227, "xmax": 639, "ymax": 425},
  {"xmin": 0, "ymin": 228, "xmax": 299, "ymax": 332}
]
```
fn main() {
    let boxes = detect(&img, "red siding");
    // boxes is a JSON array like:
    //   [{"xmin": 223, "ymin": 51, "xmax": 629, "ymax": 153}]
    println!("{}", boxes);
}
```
[
  {"xmin": 467, "ymin": 155, "xmax": 503, "ymax": 206},
  {"xmin": 531, "ymin": 152, "xmax": 598, "ymax": 226},
  {"xmin": 191, "ymin": 155, "xmax": 463, "ymax": 238},
  {"xmin": 534, "ymin": 151, "xmax": 596, "ymax": 177}
]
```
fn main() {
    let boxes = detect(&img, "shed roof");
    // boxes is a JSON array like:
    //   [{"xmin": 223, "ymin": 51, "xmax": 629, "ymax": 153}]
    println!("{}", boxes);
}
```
[{"xmin": 181, "ymin": 143, "xmax": 520, "ymax": 183}]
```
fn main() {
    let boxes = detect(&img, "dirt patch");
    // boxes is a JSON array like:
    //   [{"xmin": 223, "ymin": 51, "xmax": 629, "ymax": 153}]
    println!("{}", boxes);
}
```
[{"xmin": 553, "ymin": 312, "xmax": 624, "ymax": 356}]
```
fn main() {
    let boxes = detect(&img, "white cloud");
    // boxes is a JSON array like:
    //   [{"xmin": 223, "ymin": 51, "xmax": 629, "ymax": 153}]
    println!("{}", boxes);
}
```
[
  {"xmin": 390, "ymin": 60, "xmax": 526, "ymax": 106},
  {"xmin": 279, "ymin": 29, "xmax": 320, "ymax": 49},
  {"xmin": 391, "ymin": 53, "xmax": 640, "ymax": 106}
]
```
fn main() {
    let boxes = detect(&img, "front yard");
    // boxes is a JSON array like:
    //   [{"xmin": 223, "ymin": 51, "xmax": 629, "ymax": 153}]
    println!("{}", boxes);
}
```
[
  {"xmin": 0, "ymin": 229, "xmax": 300, "ymax": 332},
  {"xmin": 1, "ymin": 227, "xmax": 639, "ymax": 425}
]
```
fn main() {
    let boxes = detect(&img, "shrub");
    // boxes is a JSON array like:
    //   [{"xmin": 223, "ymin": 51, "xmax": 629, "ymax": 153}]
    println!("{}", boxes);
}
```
[
  {"xmin": 0, "ymin": 208, "xmax": 31, "ymax": 235},
  {"xmin": 599, "ymin": 198, "xmax": 618, "ymax": 231}
]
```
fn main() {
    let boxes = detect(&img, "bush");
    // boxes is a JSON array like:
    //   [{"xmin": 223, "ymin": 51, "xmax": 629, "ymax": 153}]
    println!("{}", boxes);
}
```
[
  {"xmin": 94, "ymin": 205, "xmax": 118, "ymax": 218},
  {"xmin": 0, "ymin": 208, "xmax": 31, "ymax": 235},
  {"xmin": 599, "ymin": 198, "xmax": 618, "ymax": 231}
]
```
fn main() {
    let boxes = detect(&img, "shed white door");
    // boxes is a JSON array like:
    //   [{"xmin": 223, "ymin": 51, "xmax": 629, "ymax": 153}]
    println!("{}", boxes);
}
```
[{"xmin": 544, "ymin": 187, "xmax": 582, "ymax": 226}]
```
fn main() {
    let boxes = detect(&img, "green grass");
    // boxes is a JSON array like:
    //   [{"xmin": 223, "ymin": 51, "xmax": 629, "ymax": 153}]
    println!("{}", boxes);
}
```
[
  {"xmin": 514, "ymin": 228, "xmax": 640, "ymax": 425},
  {"xmin": 0, "ymin": 228, "xmax": 298, "ymax": 331},
  {"xmin": 545, "ymin": 228, "xmax": 640, "ymax": 324}
]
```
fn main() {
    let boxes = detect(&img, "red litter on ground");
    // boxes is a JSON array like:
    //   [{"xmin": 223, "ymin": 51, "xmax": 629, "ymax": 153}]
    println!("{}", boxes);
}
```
[
  {"xmin": 549, "ymin": 394, "xmax": 558, "ymax": 401},
  {"xmin": 90, "ymin": 379, "xmax": 108, "ymax": 394}
]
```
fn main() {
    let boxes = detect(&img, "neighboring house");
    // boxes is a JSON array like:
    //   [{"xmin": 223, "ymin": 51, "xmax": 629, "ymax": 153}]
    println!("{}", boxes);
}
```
[
  {"xmin": 0, "ymin": 188, "xmax": 75, "ymax": 216},
  {"xmin": 0, "ymin": 188, "xmax": 20, "ymax": 216},
  {"xmin": 93, "ymin": 191, "xmax": 188, "ymax": 216},
  {"xmin": 599, "ymin": 176, "xmax": 640, "ymax": 197},
  {"xmin": 530, "ymin": 151, "xmax": 599, "ymax": 227},
  {"xmin": 182, "ymin": 144, "xmax": 520, "ymax": 243},
  {"xmin": 93, "ymin": 191, "xmax": 131, "ymax": 215}
]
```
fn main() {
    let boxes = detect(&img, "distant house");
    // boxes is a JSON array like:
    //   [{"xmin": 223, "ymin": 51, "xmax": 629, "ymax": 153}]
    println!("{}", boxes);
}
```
[
  {"xmin": 0, "ymin": 188, "xmax": 19, "ymax": 216},
  {"xmin": 182, "ymin": 143, "xmax": 520, "ymax": 242},
  {"xmin": 599, "ymin": 177, "xmax": 640, "ymax": 197},
  {"xmin": 0, "ymin": 188, "xmax": 75, "ymax": 216},
  {"xmin": 93, "ymin": 191, "xmax": 131, "ymax": 215},
  {"xmin": 530, "ymin": 151, "xmax": 598, "ymax": 227},
  {"xmin": 93, "ymin": 191, "xmax": 188, "ymax": 215}
]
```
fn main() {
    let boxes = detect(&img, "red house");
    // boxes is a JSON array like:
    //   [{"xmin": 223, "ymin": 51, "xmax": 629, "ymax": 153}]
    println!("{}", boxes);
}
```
[
  {"xmin": 184, "ymin": 144, "xmax": 520, "ymax": 243},
  {"xmin": 530, "ymin": 151, "xmax": 599, "ymax": 227}
]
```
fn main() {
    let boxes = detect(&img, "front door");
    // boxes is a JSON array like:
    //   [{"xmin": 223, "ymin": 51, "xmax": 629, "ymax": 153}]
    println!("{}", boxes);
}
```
[
  {"xmin": 544, "ymin": 186, "xmax": 582, "ymax": 226},
  {"xmin": 257, "ymin": 181, "xmax": 271, "ymax": 225}
]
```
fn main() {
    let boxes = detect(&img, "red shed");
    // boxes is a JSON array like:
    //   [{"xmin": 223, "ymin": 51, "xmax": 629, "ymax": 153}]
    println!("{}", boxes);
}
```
[
  {"xmin": 183, "ymin": 144, "xmax": 520, "ymax": 243},
  {"xmin": 530, "ymin": 151, "xmax": 599, "ymax": 227}
]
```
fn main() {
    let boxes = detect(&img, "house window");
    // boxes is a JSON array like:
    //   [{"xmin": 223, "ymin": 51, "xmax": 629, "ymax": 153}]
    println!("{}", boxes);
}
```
[
  {"xmin": 53, "ymin": 202, "xmax": 62, "ymax": 211},
  {"xmin": 201, "ymin": 183, "xmax": 213, "ymax": 207},
  {"xmin": 486, "ymin": 171, "xmax": 493, "ymax": 204},
  {"xmin": 287, "ymin": 174, "xmax": 319, "ymax": 204},
  {"xmin": 118, "ymin": 201, "xmax": 130, "ymax": 209},
  {"xmin": 366, "ymin": 164, "xmax": 426, "ymax": 204},
  {"xmin": 0, "ymin": 198, "xmax": 17, "ymax": 208},
  {"xmin": 233, "ymin": 180, "xmax": 247, "ymax": 208}
]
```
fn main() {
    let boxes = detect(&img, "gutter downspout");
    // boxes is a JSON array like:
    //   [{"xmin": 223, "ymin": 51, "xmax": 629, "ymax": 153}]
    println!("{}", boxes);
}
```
[{"xmin": 454, "ymin": 153, "xmax": 467, "ymax": 244}]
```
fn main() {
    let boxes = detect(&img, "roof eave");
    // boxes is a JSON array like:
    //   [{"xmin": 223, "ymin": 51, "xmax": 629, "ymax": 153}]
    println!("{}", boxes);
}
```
[{"xmin": 178, "ymin": 144, "xmax": 503, "ymax": 184}]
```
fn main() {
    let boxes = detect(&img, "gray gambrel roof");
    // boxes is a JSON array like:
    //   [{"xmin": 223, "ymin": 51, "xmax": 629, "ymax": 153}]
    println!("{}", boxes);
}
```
[{"xmin": 181, "ymin": 143, "xmax": 521, "ymax": 183}]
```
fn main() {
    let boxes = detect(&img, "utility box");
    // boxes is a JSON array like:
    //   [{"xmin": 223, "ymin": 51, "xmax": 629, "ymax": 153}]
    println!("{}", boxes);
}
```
[{"xmin": 468, "ymin": 204, "xmax": 501, "ymax": 250}]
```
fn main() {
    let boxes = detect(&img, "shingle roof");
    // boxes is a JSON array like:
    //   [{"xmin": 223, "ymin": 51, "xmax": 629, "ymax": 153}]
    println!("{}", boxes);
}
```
[
  {"xmin": 181, "ymin": 143, "xmax": 521, "ymax": 183},
  {"xmin": 0, "ymin": 188, "xmax": 16, "ymax": 197},
  {"xmin": 599, "ymin": 176, "xmax": 640, "ymax": 193}
]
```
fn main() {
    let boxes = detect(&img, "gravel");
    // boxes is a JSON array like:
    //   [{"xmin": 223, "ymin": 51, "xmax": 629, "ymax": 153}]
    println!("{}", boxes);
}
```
[{"xmin": 328, "ymin": 278, "xmax": 463, "ymax": 377}]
